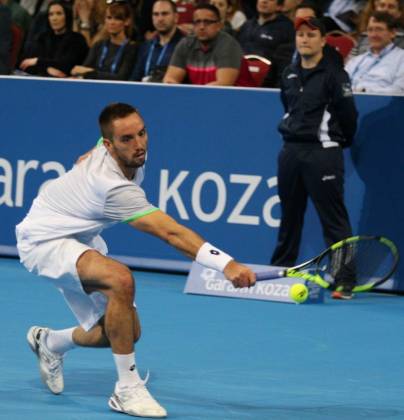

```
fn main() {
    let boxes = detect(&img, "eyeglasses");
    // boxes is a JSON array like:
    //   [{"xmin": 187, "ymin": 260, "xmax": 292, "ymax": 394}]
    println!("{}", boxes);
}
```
[
  {"xmin": 193, "ymin": 19, "xmax": 219, "ymax": 26},
  {"xmin": 106, "ymin": 0, "xmax": 129, "ymax": 4}
]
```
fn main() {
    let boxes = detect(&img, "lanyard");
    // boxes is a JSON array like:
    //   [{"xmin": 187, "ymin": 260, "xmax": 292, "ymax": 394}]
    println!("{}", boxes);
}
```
[
  {"xmin": 350, "ymin": 43, "xmax": 396, "ymax": 81},
  {"xmin": 98, "ymin": 39, "xmax": 128, "ymax": 74},
  {"xmin": 144, "ymin": 39, "xmax": 169, "ymax": 76}
]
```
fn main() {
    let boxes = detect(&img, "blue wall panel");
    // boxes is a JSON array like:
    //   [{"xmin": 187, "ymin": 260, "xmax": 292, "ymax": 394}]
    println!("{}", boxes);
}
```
[{"xmin": 0, "ymin": 77, "xmax": 403, "ymax": 289}]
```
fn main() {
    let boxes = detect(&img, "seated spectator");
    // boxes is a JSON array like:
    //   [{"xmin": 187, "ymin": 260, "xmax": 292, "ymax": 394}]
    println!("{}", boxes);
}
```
[
  {"xmin": 227, "ymin": 0, "xmax": 246, "ymax": 31},
  {"xmin": 71, "ymin": 1, "xmax": 137, "ymax": 80},
  {"xmin": 237, "ymin": 0, "xmax": 295, "ymax": 61},
  {"xmin": 346, "ymin": 11, "xmax": 404, "ymax": 93},
  {"xmin": 130, "ymin": 0, "xmax": 183, "ymax": 82},
  {"xmin": 282, "ymin": 0, "xmax": 303, "ymax": 21},
  {"xmin": 5, "ymin": 0, "xmax": 32, "ymax": 33},
  {"xmin": 210, "ymin": 0, "xmax": 234, "ymax": 35},
  {"xmin": 73, "ymin": 0, "xmax": 107, "ymax": 47},
  {"xmin": 324, "ymin": 0, "xmax": 367, "ymax": 33},
  {"xmin": 19, "ymin": 1, "xmax": 88, "ymax": 77},
  {"xmin": 163, "ymin": 3, "xmax": 254, "ymax": 85},
  {"xmin": 351, "ymin": 0, "xmax": 404, "ymax": 56},
  {"xmin": 0, "ymin": 3, "xmax": 12, "ymax": 74}
]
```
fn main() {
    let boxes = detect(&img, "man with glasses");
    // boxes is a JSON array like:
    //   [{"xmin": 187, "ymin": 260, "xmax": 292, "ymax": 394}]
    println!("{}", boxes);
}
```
[
  {"xmin": 130, "ymin": 0, "xmax": 183, "ymax": 82},
  {"xmin": 346, "ymin": 11, "xmax": 404, "ymax": 93},
  {"xmin": 163, "ymin": 3, "xmax": 254, "ymax": 85}
]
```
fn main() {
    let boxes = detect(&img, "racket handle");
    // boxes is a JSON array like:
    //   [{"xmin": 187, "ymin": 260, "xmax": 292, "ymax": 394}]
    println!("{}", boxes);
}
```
[{"xmin": 255, "ymin": 269, "xmax": 285, "ymax": 281}]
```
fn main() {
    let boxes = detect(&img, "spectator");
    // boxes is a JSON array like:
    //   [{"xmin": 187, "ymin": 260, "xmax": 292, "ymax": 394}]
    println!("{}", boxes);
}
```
[
  {"xmin": 352, "ymin": 0, "xmax": 404, "ymax": 56},
  {"xmin": 71, "ymin": 1, "xmax": 137, "ymax": 80},
  {"xmin": 0, "ymin": 3, "xmax": 12, "ymax": 74},
  {"xmin": 130, "ymin": 0, "xmax": 183, "ymax": 82},
  {"xmin": 19, "ymin": 0, "xmax": 88, "ymax": 77},
  {"xmin": 272, "ymin": 16, "xmax": 357, "ymax": 299},
  {"xmin": 282, "ymin": 0, "xmax": 303, "ymax": 20},
  {"xmin": 346, "ymin": 11, "xmax": 404, "ymax": 93},
  {"xmin": 210, "ymin": 0, "xmax": 235, "ymax": 35},
  {"xmin": 237, "ymin": 0, "xmax": 295, "ymax": 61},
  {"xmin": 163, "ymin": 3, "xmax": 254, "ymax": 86},
  {"xmin": 73, "ymin": 0, "xmax": 107, "ymax": 47},
  {"xmin": 5, "ymin": 0, "xmax": 32, "ymax": 33},
  {"xmin": 227, "ymin": 0, "xmax": 247, "ymax": 31},
  {"xmin": 324, "ymin": 0, "xmax": 367, "ymax": 33}
]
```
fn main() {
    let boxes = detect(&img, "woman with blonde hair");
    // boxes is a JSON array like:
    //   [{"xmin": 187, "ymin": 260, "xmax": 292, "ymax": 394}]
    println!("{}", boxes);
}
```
[{"xmin": 71, "ymin": 1, "xmax": 137, "ymax": 80}]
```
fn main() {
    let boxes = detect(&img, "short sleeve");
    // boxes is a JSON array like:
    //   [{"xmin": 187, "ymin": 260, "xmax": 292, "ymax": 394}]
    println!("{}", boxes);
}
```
[
  {"xmin": 169, "ymin": 38, "xmax": 189, "ymax": 69},
  {"xmin": 214, "ymin": 35, "xmax": 242, "ymax": 69},
  {"xmin": 104, "ymin": 184, "xmax": 158, "ymax": 222}
]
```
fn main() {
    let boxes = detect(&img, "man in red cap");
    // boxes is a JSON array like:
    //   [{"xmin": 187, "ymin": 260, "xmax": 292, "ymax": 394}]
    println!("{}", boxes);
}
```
[{"xmin": 271, "ymin": 16, "xmax": 359, "ymax": 300}]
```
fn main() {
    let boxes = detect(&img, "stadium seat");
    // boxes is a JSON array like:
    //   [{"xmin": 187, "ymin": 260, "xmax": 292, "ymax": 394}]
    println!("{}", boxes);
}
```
[
  {"xmin": 244, "ymin": 54, "xmax": 272, "ymax": 87},
  {"xmin": 326, "ymin": 30, "xmax": 357, "ymax": 60},
  {"xmin": 176, "ymin": 1, "xmax": 195, "ymax": 24}
]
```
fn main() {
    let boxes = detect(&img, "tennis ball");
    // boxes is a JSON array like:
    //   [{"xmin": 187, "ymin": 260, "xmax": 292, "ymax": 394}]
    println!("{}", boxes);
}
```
[{"xmin": 289, "ymin": 283, "xmax": 309, "ymax": 304}]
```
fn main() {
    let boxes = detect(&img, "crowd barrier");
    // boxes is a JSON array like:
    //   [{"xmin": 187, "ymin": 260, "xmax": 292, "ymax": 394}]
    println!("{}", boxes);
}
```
[{"xmin": 0, "ymin": 77, "xmax": 403, "ymax": 290}]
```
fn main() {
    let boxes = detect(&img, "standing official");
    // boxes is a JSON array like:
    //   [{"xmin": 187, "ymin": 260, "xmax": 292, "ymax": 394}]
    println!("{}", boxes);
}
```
[{"xmin": 271, "ymin": 17, "xmax": 358, "ymax": 299}]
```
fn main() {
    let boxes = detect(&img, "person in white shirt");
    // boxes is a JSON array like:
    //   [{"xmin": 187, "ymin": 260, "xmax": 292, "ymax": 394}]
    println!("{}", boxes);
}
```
[
  {"xmin": 346, "ymin": 11, "xmax": 404, "ymax": 94},
  {"xmin": 16, "ymin": 103, "xmax": 255, "ymax": 418}
]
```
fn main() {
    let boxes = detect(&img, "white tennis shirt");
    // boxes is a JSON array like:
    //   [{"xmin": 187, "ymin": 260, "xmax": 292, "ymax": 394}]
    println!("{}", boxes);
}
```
[{"xmin": 16, "ymin": 145, "xmax": 157, "ymax": 244}]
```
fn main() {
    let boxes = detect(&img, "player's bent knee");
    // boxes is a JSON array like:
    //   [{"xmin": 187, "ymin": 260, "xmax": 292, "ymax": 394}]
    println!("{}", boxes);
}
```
[{"xmin": 110, "ymin": 266, "xmax": 135, "ymax": 299}]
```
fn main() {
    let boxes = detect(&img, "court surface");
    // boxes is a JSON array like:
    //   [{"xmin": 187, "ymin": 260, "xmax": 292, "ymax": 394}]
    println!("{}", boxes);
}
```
[{"xmin": 1, "ymin": 257, "xmax": 404, "ymax": 420}]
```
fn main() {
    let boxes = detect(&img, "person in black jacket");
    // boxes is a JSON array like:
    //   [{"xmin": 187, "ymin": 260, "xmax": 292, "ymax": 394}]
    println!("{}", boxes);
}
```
[
  {"xmin": 271, "ymin": 16, "xmax": 358, "ymax": 300},
  {"xmin": 19, "ymin": 1, "xmax": 88, "ymax": 77}
]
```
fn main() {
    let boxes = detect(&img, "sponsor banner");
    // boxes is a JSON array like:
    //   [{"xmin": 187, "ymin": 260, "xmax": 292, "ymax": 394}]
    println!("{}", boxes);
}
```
[
  {"xmin": 184, "ymin": 262, "xmax": 324, "ymax": 304},
  {"xmin": 1, "ymin": 77, "xmax": 403, "ymax": 290}
]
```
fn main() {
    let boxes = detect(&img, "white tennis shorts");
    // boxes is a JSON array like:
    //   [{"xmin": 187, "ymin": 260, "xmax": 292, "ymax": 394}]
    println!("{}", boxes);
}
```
[{"xmin": 16, "ymin": 231, "xmax": 111, "ymax": 331}]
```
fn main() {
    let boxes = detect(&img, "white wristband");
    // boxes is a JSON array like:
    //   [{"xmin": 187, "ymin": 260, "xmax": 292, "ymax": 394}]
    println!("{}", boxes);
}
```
[{"xmin": 195, "ymin": 242, "xmax": 233, "ymax": 272}]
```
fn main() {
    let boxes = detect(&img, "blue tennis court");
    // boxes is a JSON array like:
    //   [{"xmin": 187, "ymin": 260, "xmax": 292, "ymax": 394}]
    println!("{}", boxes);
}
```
[{"xmin": 1, "ymin": 257, "xmax": 404, "ymax": 419}]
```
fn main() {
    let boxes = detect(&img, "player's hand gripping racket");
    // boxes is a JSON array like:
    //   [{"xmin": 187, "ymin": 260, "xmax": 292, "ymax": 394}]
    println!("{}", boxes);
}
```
[{"xmin": 256, "ymin": 236, "xmax": 399, "ymax": 292}]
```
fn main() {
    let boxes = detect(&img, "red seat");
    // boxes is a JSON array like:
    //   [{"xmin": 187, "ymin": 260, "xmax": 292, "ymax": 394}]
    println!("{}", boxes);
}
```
[
  {"xmin": 9, "ymin": 24, "xmax": 24, "ymax": 69},
  {"xmin": 176, "ymin": 1, "xmax": 194, "ymax": 24},
  {"xmin": 326, "ymin": 31, "xmax": 356, "ymax": 59},
  {"xmin": 244, "ymin": 54, "xmax": 271, "ymax": 87}
]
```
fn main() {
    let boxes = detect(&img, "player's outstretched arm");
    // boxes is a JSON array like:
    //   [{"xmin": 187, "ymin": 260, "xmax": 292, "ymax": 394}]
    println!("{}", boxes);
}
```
[{"xmin": 130, "ymin": 210, "xmax": 255, "ymax": 288}]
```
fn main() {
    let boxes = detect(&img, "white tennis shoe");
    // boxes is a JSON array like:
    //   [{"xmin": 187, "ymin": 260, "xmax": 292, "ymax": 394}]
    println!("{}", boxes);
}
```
[
  {"xmin": 109, "ymin": 381, "xmax": 167, "ymax": 418},
  {"xmin": 27, "ymin": 326, "xmax": 64, "ymax": 394}
]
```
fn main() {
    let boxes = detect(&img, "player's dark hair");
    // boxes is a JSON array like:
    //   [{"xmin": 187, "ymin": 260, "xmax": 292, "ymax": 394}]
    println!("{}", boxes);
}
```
[
  {"xmin": 194, "ymin": 3, "xmax": 221, "ymax": 21},
  {"xmin": 370, "ymin": 11, "xmax": 398, "ymax": 30},
  {"xmin": 153, "ymin": 0, "xmax": 177, "ymax": 13},
  {"xmin": 296, "ymin": 1, "xmax": 322, "ymax": 18},
  {"xmin": 99, "ymin": 103, "xmax": 139, "ymax": 140}
]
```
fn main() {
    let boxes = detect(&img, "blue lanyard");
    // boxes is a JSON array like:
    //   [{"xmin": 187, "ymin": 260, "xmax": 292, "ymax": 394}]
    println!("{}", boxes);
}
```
[
  {"xmin": 350, "ymin": 43, "xmax": 396, "ymax": 81},
  {"xmin": 98, "ymin": 39, "xmax": 128, "ymax": 74},
  {"xmin": 144, "ymin": 39, "xmax": 169, "ymax": 76}
]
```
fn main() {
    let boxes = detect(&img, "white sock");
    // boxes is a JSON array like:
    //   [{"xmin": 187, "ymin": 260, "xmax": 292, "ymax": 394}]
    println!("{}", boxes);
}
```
[
  {"xmin": 46, "ymin": 327, "xmax": 76, "ymax": 355},
  {"xmin": 113, "ymin": 352, "xmax": 141, "ymax": 386}
]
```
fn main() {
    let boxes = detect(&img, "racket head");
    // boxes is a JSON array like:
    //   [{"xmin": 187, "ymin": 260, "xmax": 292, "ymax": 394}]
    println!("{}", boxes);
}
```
[{"xmin": 318, "ymin": 235, "xmax": 399, "ymax": 292}]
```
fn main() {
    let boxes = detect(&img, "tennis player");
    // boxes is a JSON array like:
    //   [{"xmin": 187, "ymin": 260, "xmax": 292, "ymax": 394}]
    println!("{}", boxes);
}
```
[{"xmin": 16, "ymin": 103, "xmax": 255, "ymax": 418}]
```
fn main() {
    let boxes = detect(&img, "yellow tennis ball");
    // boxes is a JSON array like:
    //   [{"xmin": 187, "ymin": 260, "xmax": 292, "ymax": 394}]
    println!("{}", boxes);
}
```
[{"xmin": 290, "ymin": 283, "xmax": 309, "ymax": 303}]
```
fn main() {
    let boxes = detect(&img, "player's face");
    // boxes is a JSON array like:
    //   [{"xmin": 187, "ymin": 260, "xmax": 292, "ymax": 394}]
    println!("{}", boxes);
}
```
[
  {"xmin": 193, "ymin": 9, "xmax": 222, "ymax": 42},
  {"xmin": 367, "ymin": 17, "xmax": 396, "ymax": 52},
  {"xmin": 152, "ymin": 1, "xmax": 178, "ymax": 34},
  {"xmin": 295, "ymin": 25, "xmax": 325, "ymax": 58},
  {"xmin": 48, "ymin": 4, "xmax": 66, "ymax": 34},
  {"xmin": 105, "ymin": 113, "xmax": 148, "ymax": 176}
]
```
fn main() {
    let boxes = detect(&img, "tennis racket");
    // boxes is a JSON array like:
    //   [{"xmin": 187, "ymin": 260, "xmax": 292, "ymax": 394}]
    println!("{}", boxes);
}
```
[{"xmin": 256, "ymin": 236, "xmax": 399, "ymax": 293}]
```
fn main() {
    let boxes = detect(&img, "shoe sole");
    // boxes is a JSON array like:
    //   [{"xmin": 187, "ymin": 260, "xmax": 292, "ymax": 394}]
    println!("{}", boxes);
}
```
[{"xmin": 108, "ymin": 394, "xmax": 167, "ymax": 418}]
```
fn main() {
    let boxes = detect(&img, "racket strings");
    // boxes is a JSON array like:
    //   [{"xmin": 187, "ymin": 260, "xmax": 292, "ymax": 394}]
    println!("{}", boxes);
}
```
[{"xmin": 328, "ymin": 240, "xmax": 395, "ymax": 286}]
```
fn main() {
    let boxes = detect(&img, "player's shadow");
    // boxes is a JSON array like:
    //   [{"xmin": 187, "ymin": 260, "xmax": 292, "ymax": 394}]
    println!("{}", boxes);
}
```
[{"xmin": 351, "ymin": 96, "xmax": 404, "ymax": 286}]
